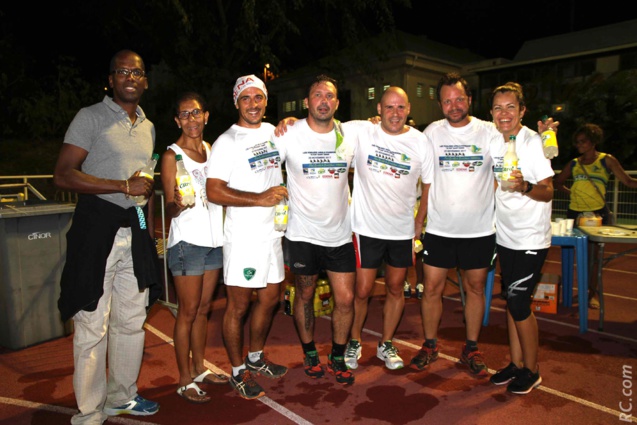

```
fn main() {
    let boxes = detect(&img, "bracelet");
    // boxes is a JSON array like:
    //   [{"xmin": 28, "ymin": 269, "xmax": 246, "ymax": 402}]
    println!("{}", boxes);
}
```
[{"xmin": 124, "ymin": 179, "xmax": 130, "ymax": 199}]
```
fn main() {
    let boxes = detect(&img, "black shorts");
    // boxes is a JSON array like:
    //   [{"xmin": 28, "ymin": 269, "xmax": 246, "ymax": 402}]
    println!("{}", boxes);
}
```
[
  {"xmin": 497, "ymin": 244, "xmax": 549, "ymax": 320},
  {"xmin": 353, "ymin": 233, "xmax": 413, "ymax": 269},
  {"xmin": 284, "ymin": 238, "xmax": 355, "ymax": 275},
  {"xmin": 422, "ymin": 233, "xmax": 496, "ymax": 270}
]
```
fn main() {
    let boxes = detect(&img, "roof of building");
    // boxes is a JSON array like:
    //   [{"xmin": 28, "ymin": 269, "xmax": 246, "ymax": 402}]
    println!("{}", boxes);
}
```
[{"xmin": 514, "ymin": 19, "xmax": 637, "ymax": 61}]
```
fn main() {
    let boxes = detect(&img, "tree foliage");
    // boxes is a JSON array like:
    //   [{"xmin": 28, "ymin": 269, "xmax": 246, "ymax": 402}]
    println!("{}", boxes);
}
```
[
  {"xmin": 553, "ymin": 70, "xmax": 637, "ymax": 169},
  {"xmin": 1, "ymin": 0, "xmax": 409, "ymax": 151}
]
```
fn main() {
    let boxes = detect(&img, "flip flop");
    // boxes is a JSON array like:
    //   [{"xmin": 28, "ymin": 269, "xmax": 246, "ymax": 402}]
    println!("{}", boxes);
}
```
[
  {"xmin": 193, "ymin": 369, "xmax": 229, "ymax": 385},
  {"xmin": 177, "ymin": 382, "xmax": 210, "ymax": 404}
]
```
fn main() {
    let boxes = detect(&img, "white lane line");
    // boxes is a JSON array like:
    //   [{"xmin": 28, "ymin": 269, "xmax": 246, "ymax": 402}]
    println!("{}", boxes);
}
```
[
  {"xmin": 319, "ymin": 306, "xmax": 637, "ymax": 423},
  {"xmin": 0, "ymin": 396, "xmax": 158, "ymax": 424},
  {"xmin": 144, "ymin": 324, "xmax": 314, "ymax": 425}
]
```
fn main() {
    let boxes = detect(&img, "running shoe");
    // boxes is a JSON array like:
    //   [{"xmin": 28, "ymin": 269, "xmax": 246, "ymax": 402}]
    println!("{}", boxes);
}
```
[
  {"xmin": 507, "ymin": 367, "xmax": 542, "ymax": 394},
  {"xmin": 103, "ymin": 395, "xmax": 159, "ymax": 416},
  {"xmin": 229, "ymin": 369, "xmax": 265, "ymax": 400},
  {"xmin": 303, "ymin": 350, "xmax": 325, "ymax": 378},
  {"xmin": 490, "ymin": 362, "xmax": 519, "ymax": 385},
  {"xmin": 460, "ymin": 345, "xmax": 489, "ymax": 376},
  {"xmin": 376, "ymin": 341, "xmax": 404, "ymax": 370},
  {"xmin": 327, "ymin": 355, "xmax": 355, "ymax": 385},
  {"xmin": 409, "ymin": 344, "xmax": 439, "ymax": 371},
  {"xmin": 344, "ymin": 339, "xmax": 362, "ymax": 370},
  {"xmin": 246, "ymin": 353, "xmax": 288, "ymax": 379}
]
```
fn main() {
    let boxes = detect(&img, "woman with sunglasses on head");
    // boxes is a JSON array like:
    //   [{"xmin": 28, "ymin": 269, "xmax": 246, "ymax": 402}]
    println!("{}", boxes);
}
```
[
  {"xmin": 554, "ymin": 123, "xmax": 637, "ymax": 308},
  {"xmin": 161, "ymin": 92, "xmax": 227, "ymax": 404},
  {"xmin": 489, "ymin": 82, "xmax": 555, "ymax": 395}
]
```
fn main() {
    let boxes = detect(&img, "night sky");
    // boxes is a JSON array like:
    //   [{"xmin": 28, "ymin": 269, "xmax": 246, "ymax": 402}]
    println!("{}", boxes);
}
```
[
  {"xmin": 395, "ymin": 1, "xmax": 635, "ymax": 60},
  {"xmin": 2, "ymin": 1, "xmax": 635, "ymax": 78}
]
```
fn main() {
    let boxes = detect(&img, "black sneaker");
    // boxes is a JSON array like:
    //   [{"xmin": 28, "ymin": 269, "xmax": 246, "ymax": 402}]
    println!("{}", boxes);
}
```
[
  {"xmin": 246, "ymin": 353, "xmax": 288, "ymax": 379},
  {"xmin": 460, "ymin": 345, "xmax": 488, "ymax": 376},
  {"xmin": 507, "ymin": 367, "xmax": 542, "ymax": 394},
  {"xmin": 229, "ymin": 369, "xmax": 265, "ymax": 400},
  {"xmin": 327, "ymin": 355, "xmax": 355, "ymax": 385},
  {"xmin": 490, "ymin": 362, "xmax": 519, "ymax": 385},
  {"xmin": 303, "ymin": 350, "xmax": 325, "ymax": 378},
  {"xmin": 409, "ymin": 344, "xmax": 439, "ymax": 371}
]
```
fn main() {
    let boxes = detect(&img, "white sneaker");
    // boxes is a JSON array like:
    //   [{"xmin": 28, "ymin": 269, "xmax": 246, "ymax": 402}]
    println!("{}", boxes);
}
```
[
  {"xmin": 377, "ymin": 341, "xmax": 404, "ymax": 370},
  {"xmin": 344, "ymin": 339, "xmax": 362, "ymax": 369}
]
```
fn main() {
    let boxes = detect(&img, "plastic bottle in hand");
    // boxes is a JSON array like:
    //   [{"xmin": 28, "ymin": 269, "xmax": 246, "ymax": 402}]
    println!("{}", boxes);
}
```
[
  {"xmin": 540, "ymin": 115, "xmax": 558, "ymax": 159},
  {"xmin": 132, "ymin": 153, "xmax": 159, "ymax": 206},
  {"xmin": 175, "ymin": 154, "xmax": 195, "ymax": 207},
  {"xmin": 500, "ymin": 135, "xmax": 518, "ymax": 192},
  {"xmin": 274, "ymin": 183, "xmax": 288, "ymax": 231}
]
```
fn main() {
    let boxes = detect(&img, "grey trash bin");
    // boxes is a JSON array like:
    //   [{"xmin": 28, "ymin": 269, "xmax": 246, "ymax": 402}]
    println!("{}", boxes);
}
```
[{"xmin": 0, "ymin": 200, "xmax": 75, "ymax": 350}]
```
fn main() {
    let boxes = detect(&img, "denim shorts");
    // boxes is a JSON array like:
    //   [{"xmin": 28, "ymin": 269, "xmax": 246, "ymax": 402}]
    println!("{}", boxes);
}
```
[{"xmin": 167, "ymin": 241, "xmax": 223, "ymax": 276}]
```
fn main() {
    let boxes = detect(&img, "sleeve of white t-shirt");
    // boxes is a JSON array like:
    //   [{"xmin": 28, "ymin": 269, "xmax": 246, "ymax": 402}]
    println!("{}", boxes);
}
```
[{"xmin": 419, "ymin": 132, "xmax": 435, "ymax": 185}]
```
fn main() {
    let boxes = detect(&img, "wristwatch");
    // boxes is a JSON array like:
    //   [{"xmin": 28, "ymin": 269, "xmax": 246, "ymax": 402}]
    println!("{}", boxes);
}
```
[{"xmin": 523, "ymin": 182, "xmax": 534, "ymax": 194}]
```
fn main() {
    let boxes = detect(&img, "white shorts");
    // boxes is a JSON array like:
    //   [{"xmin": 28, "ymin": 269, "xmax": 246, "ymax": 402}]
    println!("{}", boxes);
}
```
[{"xmin": 223, "ymin": 237, "xmax": 285, "ymax": 288}]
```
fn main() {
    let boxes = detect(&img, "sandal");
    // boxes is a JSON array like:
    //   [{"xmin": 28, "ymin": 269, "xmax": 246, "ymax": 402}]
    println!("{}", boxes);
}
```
[
  {"xmin": 193, "ymin": 369, "xmax": 229, "ymax": 385},
  {"xmin": 177, "ymin": 382, "xmax": 210, "ymax": 404}
]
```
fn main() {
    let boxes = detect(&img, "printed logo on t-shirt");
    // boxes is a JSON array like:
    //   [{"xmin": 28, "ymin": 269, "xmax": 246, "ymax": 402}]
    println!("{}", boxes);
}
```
[
  {"xmin": 438, "ymin": 144, "xmax": 484, "ymax": 173},
  {"xmin": 301, "ymin": 150, "xmax": 348, "ymax": 180},
  {"xmin": 366, "ymin": 144, "xmax": 411, "ymax": 179},
  {"xmin": 247, "ymin": 141, "xmax": 281, "ymax": 173}
]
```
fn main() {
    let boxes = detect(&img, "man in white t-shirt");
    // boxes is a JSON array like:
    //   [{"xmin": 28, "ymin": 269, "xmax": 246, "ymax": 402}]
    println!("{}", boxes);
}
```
[
  {"xmin": 345, "ymin": 87, "xmax": 434, "ymax": 371},
  {"xmin": 410, "ymin": 73, "xmax": 501, "ymax": 377},
  {"xmin": 206, "ymin": 75, "xmax": 288, "ymax": 400},
  {"xmin": 272, "ymin": 75, "xmax": 358, "ymax": 385}
]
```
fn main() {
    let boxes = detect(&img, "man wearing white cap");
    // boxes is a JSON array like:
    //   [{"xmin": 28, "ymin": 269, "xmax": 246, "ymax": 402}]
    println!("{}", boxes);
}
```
[{"xmin": 206, "ymin": 75, "xmax": 288, "ymax": 400}]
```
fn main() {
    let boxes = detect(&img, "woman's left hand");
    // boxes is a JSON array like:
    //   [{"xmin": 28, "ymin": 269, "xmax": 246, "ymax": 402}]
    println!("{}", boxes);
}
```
[{"xmin": 537, "ymin": 117, "xmax": 560, "ymax": 134}]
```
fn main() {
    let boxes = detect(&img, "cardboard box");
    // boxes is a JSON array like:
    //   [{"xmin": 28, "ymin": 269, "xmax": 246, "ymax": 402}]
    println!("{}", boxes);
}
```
[{"xmin": 531, "ymin": 273, "xmax": 561, "ymax": 314}]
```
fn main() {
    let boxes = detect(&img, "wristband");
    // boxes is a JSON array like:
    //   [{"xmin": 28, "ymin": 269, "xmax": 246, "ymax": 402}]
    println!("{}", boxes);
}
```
[{"xmin": 125, "ymin": 179, "xmax": 130, "ymax": 199}]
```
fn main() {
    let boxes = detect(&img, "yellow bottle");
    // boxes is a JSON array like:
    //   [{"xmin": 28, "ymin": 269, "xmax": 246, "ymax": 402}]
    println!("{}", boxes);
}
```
[
  {"xmin": 175, "ymin": 154, "xmax": 195, "ymax": 206},
  {"xmin": 500, "ymin": 135, "xmax": 518, "ymax": 192},
  {"xmin": 541, "ymin": 115, "xmax": 559, "ymax": 159}
]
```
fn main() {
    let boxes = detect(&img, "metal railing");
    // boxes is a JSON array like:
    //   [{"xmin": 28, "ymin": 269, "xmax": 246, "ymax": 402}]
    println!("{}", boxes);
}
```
[
  {"xmin": 2, "ymin": 171, "xmax": 637, "ymax": 222},
  {"xmin": 0, "ymin": 174, "xmax": 176, "ymax": 310},
  {"xmin": 552, "ymin": 171, "xmax": 637, "ymax": 224}
]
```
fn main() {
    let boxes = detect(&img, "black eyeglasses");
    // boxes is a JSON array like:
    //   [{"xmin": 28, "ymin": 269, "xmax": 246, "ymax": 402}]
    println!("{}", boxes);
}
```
[
  {"xmin": 177, "ymin": 109, "xmax": 204, "ymax": 120},
  {"xmin": 112, "ymin": 68, "xmax": 146, "ymax": 79}
]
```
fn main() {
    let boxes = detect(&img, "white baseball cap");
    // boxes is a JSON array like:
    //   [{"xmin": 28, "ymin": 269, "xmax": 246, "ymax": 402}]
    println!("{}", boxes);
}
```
[{"xmin": 233, "ymin": 74, "xmax": 268, "ymax": 105}]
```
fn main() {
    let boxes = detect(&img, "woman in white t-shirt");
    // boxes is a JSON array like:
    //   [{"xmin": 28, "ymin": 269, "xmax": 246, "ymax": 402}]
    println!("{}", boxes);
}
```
[
  {"xmin": 488, "ymin": 82, "xmax": 554, "ymax": 395},
  {"xmin": 161, "ymin": 93, "xmax": 226, "ymax": 403}
]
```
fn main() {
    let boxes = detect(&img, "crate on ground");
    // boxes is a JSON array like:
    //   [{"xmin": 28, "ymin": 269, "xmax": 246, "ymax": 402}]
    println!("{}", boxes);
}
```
[{"xmin": 531, "ymin": 273, "xmax": 561, "ymax": 314}]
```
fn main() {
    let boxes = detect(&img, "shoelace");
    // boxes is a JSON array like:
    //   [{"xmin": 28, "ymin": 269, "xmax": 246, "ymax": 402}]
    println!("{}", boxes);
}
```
[
  {"xmin": 306, "ymin": 353, "xmax": 320, "ymax": 366},
  {"xmin": 330, "ymin": 357, "xmax": 349, "ymax": 373},
  {"xmin": 241, "ymin": 371, "xmax": 259, "ymax": 387},
  {"xmin": 345, "ymin": 343, "xmax": 359, "ymax": 357},
  {"xmin": 383, "ymin": 344, "xmax": 399, "ymax": 357}
]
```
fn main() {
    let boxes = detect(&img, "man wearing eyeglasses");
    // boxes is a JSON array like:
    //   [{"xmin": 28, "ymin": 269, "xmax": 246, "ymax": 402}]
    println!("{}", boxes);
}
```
[
  {"xmin": 54, "ymin": 49, "xmax": 162, "ymax": 423},
  {"xmin": 206, "ymin": 75, "xmax": 288, "ymax": 400}
]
